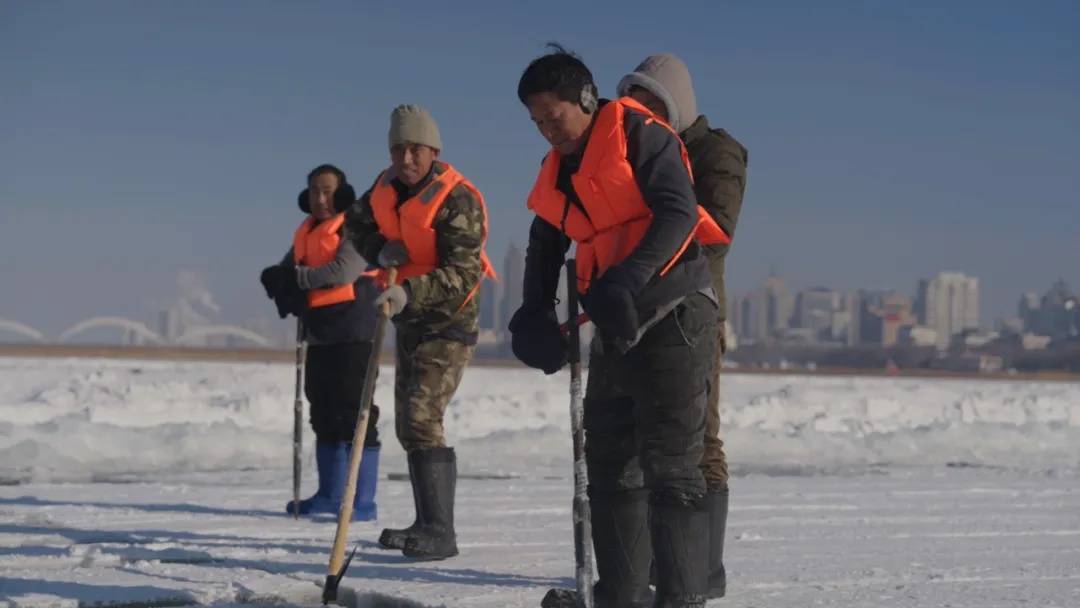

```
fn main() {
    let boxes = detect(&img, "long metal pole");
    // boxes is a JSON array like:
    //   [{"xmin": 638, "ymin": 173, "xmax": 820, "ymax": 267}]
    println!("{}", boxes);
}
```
[
  {"xmin": 292, "ymin": 319, "xmax": 306, "ymax": 519},
  {"xmin": 566, "ymin": 260, "xmax": 594, "ymax": 608}
]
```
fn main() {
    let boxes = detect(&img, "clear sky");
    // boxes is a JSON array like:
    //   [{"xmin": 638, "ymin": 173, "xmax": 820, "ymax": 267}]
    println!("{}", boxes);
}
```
[{"xmin": 2, "ymin": 0, "xmax": 1078, "ymax": 335}]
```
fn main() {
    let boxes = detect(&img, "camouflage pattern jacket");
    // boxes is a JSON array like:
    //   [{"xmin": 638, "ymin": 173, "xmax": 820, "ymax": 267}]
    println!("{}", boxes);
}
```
[{"xmin": 347, "ymin": 162, "xmax": 487, "ymax": 343}]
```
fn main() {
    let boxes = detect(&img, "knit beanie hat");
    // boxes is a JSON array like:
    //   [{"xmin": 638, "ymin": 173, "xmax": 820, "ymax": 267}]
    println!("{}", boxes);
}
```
[
  {"xmin": 388, "ymin": 104, "xmax": 442, "ymax": 151},
  {"xmin": 616, "ymin": 53, "xmax": 699, "ymax": 133}
]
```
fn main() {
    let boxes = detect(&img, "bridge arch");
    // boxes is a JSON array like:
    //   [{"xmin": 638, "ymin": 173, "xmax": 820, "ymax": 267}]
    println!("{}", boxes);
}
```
[
  {"xmin": 58, "ymin": 317, "xmax": 164, "ymax": 345},
  {"xmin": 0, "ymin": 319, "xmax": 47, "ymax": 343}
]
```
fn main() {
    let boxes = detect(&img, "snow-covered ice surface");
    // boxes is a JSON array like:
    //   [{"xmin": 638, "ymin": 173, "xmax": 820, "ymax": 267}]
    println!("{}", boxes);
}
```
[{"xmin": 1, "ymin": 356, "xmax": 1079, "ymax": 607}]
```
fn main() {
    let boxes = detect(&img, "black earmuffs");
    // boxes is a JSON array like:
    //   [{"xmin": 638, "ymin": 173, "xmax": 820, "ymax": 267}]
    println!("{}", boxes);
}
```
[
  {"xmin": 579, "ymin": 82, "xmax": 598, "ymax": 114},
  {"xmin": 297, "ymin": 164, "xmax": 357, "ymax": 214}
]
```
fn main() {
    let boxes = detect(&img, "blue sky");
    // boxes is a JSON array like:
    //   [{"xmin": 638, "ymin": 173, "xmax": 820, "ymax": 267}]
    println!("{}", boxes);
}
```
[{"xmin": 2, "ymin": 0, "xmax": 1078, "ymax": 335}]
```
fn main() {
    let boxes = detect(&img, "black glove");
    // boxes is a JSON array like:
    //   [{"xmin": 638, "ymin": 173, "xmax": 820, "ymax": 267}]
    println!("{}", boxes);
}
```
[
  {"xmin": 583, "ymin": 268, "xmax": 640, "ymax": 343},
  {"xmin": 260, "ymin": 265, "xmax": 305, "ymax": 319},
  {"xmin": 273, "ymin": 291, "xmax": 305, "ymax": 319},
  {"xmin": 279, "ymin": 265, "xmax": 301, "ymax": 295},
  {"xmin": 260, "ymin": 265, "xmax": 284, "ymax": 299},
  {"xmin": 508, "ymin": 304, "xmax": 568, "ymax": 375}
]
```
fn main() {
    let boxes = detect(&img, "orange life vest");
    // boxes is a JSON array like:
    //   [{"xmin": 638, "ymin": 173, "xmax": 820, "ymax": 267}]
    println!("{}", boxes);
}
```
[
  {"xmin": 369, "ymin": 162, "xmax": 496, "ymax": 303},
  {"xmin": 527, "ymin": 97, "xmax": 730, "ymax": 293},
  {"xmin": 292, "ymin": 213, "xmax": 356, "ymax": 308}
]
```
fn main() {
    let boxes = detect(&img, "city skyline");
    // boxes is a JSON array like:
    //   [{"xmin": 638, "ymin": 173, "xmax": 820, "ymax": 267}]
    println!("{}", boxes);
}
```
[
  {"xmin": 0, "ymin": 240, "xmax": 1075, "ymax": 349},
  {"xmin": 730, "ymin": 267, "xmax": 1079, "ymax": 350}
]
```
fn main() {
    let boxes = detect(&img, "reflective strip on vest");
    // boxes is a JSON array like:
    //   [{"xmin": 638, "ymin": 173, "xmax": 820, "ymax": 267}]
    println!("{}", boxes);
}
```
[
  {"xmin": 292, "ymin": 213, "xmax": 356, "ymax": 308},
  {"xmin": 527, "ymin": 97, "xmax": 730, "ymax": 293}
]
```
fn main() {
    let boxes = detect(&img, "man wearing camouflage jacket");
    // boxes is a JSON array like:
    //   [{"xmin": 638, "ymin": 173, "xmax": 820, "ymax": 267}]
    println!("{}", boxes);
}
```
[{"xmin": 347, "ymin": 104, "xmax": 494, "ymax": 561}]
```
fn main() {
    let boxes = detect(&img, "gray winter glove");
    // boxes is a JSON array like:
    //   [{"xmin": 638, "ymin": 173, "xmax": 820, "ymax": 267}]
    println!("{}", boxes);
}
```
[
  {"xmin": 374, "ymin": 283, "xmax": 409, "ymax": 317},
  {"xmin": 377, "ymin": 240, "xmax": 410, "ymax": 268}
]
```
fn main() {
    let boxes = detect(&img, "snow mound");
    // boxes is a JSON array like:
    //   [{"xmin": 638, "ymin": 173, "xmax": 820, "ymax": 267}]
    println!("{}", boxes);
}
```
[{"xmin": 1, "ymin": 357, "xmax": 1077, "ymax": 482}]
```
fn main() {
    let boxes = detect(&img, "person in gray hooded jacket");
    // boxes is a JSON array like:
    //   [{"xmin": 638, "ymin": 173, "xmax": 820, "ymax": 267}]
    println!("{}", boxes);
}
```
[{"xmin": 618, "ymin": 52, "xmax": 749, "ymax": 599}]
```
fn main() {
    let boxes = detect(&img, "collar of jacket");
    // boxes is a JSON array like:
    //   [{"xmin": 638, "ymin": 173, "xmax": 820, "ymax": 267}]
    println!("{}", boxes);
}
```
[
  {"xmin": 680, "ymin": 114, "xmax": 711, "ymax": 146},
  {"xmin": 390, "ymin": 162, "xmax": 447, "ymax": 201}
]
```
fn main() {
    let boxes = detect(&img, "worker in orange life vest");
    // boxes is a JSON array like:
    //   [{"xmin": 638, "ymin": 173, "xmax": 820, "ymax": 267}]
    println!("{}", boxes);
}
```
[
  {"xmin": 510, "ymin": 45, "xmax": 728, "ymax": 607},
  {"xmin": 346, "ymin": 106, "xmax": 495, "ymax": 561},
  {"xmin": 259, "ymin": 164, "xmax": 381, "ymax": 521}
]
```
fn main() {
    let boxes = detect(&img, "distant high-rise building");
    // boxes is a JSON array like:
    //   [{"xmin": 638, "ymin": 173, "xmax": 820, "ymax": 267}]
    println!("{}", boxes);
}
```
[
  {"xmin": 915, "ymin": 279, "xmax": 929, "ymax": 324},
  {"xmin": 734, "ymin": 290, "xmax": 769, "ymax": 344},
  {"xmin": 830, "ymin": 309, "xmax": 852, "ymax": 344},
  {"xmin": 1018, "ymin": 292, "xmax": 1041, "ymax": 332},
  {"xmin": 159, "ymin": 308, "xmax": 181, "ymax": 342},
  {"xmin": 879, "ymin": 292, "xmax": 917, "ymax": 347},
  {"xmin": 1033, "ymin": 280, "xmax": 1079, "ymax": 339},
  {"xmin": 920, "ymin": 272, "xmax": 980, "ymax": 347},
  {"xmin": 859, "ymin": 291, "xmax": 916, "ymax": 347},
  {"xmin": 794, "ymin": 287, "xmax": 840, "ymax": 341},
  {"xmin": 762, "ymin": 274, "xmax": 792, "ymax": 340},
  {"xmin": 845, "ymin": 291, "xmax": 862, "ymax": 346},
  {"xmin": 479, "ymin": 279, "xmax": 499, "ymax": 332},
  {"xmin": 498, "ymin": 244, "xmax": 525, "ymax": 339}
]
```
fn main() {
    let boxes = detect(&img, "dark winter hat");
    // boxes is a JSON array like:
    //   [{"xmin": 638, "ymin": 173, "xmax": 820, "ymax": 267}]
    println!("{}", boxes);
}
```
[
  {"xmin": 297, "ymin": 164, "xmax": 356, "ymax": 214},
  {"xmin": 617, "ymin": 53, "xmax": 698, "ymax": 133}
]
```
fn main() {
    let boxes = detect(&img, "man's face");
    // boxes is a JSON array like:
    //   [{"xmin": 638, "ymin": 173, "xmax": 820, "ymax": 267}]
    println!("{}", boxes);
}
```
[
  {"xmin": 627, "ymin": 87, "xmax": 669, "ymax": 123},
  {"xmin": 390, "ymin": 143, "xmax": 438, "ymax": 187},
  {"xmin": 308, "ymin": 171, "xmax": 340, "ymax": 221},
  {"xmin": 526, "ymin": 91, "xmax": 593, "ymax": 155}
]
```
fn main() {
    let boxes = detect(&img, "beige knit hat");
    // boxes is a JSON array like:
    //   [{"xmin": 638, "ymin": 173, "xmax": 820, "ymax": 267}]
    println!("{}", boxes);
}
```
[{"xmin": 388, "ymin": 104, "xmax": 442, "ymax": 151}]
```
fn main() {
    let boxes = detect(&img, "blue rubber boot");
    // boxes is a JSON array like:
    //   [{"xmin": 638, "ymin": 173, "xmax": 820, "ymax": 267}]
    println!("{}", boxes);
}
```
[
  {"xmin": 352, "ymin": 446, "xmax": 380, "ymax": 521},
  {"xmin": 285, "ymin": 442, "xmax": 348, "ymax": 515}
]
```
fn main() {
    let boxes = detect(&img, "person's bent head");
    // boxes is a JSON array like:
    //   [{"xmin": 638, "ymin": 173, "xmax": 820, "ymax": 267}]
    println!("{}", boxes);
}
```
[{"xmin": 518, "ymin": 43, "xmax": 598, "ymax": 156}]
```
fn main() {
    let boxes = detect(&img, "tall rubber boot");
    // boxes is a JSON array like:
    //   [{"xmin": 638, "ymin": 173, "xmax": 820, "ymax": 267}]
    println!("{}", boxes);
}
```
[
  {"xmin": 650, "ymin": 492, "xmax": 709, "ymax": 608},
  {"xmin": 590, "ymin": 488, "xmax": 653, "ymax": 607},
  {"xmin": 706, "ymin": 488, "xmax": 728, "ymax": 598},
  {"xmin": 402, "ymin": 447, "xmax": 459, "ymax": 560},
  {"xmin": 352, "ymin": 446, "xmax": 380, "ymax": 521},
  {"xmin": 285, "ymin": 442, "xmax": 348, "ymax": 515},
  {"xmin": 378, "ymin": 450, "xmax": 422, "ymax": 549}
]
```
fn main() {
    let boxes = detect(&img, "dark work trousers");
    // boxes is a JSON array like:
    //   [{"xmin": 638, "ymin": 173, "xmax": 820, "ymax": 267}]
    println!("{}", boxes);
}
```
[
  {"xmin": 584, "ymin": 292, "xmax": 717, "ymax": 500},
  {"xmin": 701, "ymin": 326, "xmax": 729, "ymax": 490},
  {"xmin": 304, "ymin": 342, "xmax": 381, "ymax": 447}
]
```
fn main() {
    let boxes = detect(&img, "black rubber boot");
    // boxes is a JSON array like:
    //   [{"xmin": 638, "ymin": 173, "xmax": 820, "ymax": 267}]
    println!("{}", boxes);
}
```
[
  {"xmin": 650, "ymin": 491, "xmax": 708, "ymax": 608},
  {"xmin": 590, "ymin": 488, "xmax": 653, "ymax": 607},
  {"xmin": 707, "ymin": 488, "xmax": 728, "ymax": 598},
  {"xmin": 402, "ymin": 447, "xmax": 459, "ymax": 560},
  {"xmin": 378, "ymin": 450, "xmax": 422, "ymax": 550}
]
